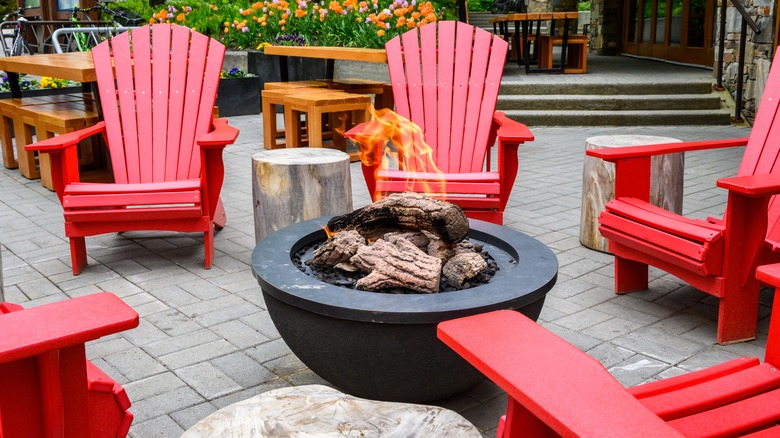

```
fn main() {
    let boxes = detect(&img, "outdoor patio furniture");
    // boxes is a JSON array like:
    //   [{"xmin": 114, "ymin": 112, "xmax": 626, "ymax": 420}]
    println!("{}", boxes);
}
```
[
  {"xmin": 182, "ymin": 385, "xmax": 481, "ymax": 436},
  {"xmin": 345, "ymin": 20, "xmax": 534, "ymax": 225},
  {"xmin": 584, "ymin": 48, "xmax": 780, "ymax": 344},
  {"xmin": 437, "ymin": 263, "xmax": 780, "ymax": 438},
  {"xmin": 0, "ymin": 292, "xmax": 139, "ymax": 438},
  {"xmin": 24, "ymin": 24, "xmax": 239, "ymax": 275}
]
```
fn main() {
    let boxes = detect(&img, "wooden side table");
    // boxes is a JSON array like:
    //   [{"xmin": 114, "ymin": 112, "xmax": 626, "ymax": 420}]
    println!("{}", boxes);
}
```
[{"xmin": 580, "ymin": 135, "xmax": 684, "ymax": 252}]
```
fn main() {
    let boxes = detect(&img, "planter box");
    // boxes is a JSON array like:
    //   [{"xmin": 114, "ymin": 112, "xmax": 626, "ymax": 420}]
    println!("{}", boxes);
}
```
[
  {"xmin": 0, "ymin": 85, "xmax": 85, "ymax": 99},
  {"xmin": 216, "ymin": 75, "xmax": 262, "ymax": 117}
]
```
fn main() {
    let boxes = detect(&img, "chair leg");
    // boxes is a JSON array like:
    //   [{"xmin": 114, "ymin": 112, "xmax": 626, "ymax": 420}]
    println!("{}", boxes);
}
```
[
  {"xmin": 204, "ymin": 225, "xmax": 214, "ymax": 269},
  {"xmin": 0, "ymin": 114, "xmax": 17, "ymax": 169},
  {"xmin": 716, "ymin": 280, "xmax": 760, "ymax": 344},
  {"xmin": 70, "ymin": 237, "xmax": 87, "ymax": 275},
  {"xmin": 614, "ymin": 256, "xmax": 649, "ymax": 293},
  {"xmin": 213, "ymin": 198, "xmax": 227, "ymax": 230},
  {"xmin": 500, "ymin": 398, "xmax": 555, "ymax": 438}
]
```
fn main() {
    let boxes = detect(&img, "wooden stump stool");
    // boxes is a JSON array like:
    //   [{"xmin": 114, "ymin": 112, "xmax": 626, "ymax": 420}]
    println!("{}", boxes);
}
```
[
  {"xmin": 580, "ymin": 135, "xmax": 684, "ymax": 253},
  {"xmin": 252, "ymin": 148, "xmax": 353, "ymax": 242},
  {"xmin": 182, "ymin": 385, "xmax": 481, "ymax": 437}
]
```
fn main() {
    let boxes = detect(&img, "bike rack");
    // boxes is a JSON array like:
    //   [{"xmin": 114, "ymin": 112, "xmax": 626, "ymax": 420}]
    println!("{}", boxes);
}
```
[
  {"xmin": 51, "ymin": 26, "xmax": 134, "ymax": 53},
  {"xmin": 0, "ymin": 20, "xmax": 118, "ymax": 56}
]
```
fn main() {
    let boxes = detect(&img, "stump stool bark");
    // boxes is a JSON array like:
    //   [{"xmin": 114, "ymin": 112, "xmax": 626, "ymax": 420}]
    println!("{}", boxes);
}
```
[
  {"xmin": 580, "ymin": 135, "xmax": 684, "ymax": 253},
  {"xmin": 252, "ymin": 148, "xmax": 353, "ymax": 242}
]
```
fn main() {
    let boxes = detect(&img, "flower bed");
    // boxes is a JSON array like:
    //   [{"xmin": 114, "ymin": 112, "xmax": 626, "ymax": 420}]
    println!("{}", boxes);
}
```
[{"xmin": 147, "ymin": 0, "xmax": 453, "ymax": 50}]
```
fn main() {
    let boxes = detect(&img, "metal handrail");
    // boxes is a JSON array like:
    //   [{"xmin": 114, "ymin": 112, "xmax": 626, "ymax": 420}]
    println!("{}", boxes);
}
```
[
  {"xmin": 50, "ymin": 26, "xmax": 133, "ymax": 53},
  {"xmin": 715, "ymin": 0, "xmax": 760, "ymax": 122}
]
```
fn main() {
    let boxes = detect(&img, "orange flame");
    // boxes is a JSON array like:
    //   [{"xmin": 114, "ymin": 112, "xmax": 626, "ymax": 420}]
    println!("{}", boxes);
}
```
[
  {"xmin": 323, "ymin": 226, "xmax": 335, "ymax": 239},
  {"xmin": 350, "ymin": 107, "xmax": 445, "ymax": 200}
]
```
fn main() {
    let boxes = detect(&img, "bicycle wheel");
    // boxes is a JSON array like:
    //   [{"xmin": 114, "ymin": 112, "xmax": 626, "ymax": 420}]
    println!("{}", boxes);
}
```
[{"xmin": 11, "ymin": 37, "xmax": 32, "ymax": 56}]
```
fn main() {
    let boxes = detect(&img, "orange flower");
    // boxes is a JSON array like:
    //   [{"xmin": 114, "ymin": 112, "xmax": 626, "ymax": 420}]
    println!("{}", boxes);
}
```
[
  {"xmin": 176, "ymin": 13, "xmax": 186, "ymax": 21},
  {"xmin": 377, "ymin": 29, "xmax": 385, "ymax": 36}
]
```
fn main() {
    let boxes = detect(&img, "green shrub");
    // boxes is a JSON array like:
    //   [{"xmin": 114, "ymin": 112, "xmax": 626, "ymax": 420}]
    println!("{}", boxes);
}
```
[
  {"xmin": 577, "ymin": 0, "xmax": 589, "ymax": 11},
  {"xmin": 467, "ymin": 0, "xmax": 492, "ymax": 12}
]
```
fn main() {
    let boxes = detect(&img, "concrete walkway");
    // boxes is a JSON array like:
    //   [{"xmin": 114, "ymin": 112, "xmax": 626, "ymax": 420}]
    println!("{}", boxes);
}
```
[{"xmin": 1, "ymin": 114, "xmax": 765, "ymax": 436}]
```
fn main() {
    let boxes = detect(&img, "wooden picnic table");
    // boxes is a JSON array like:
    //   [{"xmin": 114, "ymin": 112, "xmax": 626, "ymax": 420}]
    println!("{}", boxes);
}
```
[
  {"xmin": 0, "ymin": 52, "xmax": 96, "ymax": 99},
  {"xmin": 505, "ymin": 11, "xmax": 580, "ymax": 73},
  {"xmin": 262, "ymin": 46, "xmax": 387, "ymax": 81}
]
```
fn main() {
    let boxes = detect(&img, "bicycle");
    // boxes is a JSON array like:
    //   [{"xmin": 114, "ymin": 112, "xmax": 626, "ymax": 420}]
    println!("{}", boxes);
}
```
[
  {"xmin": 0, "ymin": 7, "xmax": 37, "ymax": 57},
  {"xmin": 490, "ymin": 0, "xmax": 526, "ymax": 14},
  {"xmin": 53, "ymin": 0, "xmax": 142, "ymax": 52}
]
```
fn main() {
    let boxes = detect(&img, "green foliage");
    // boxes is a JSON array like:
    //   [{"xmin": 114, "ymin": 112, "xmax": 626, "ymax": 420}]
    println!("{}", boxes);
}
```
[
  {"xmin": 577, "ymin": 0, "xmax": 589, "ymax": 11},
  {"xmin": 0, "ymin": 0, "xmax": 14, "ymax": 17},
  {"xmin": 466, "ymin": 0, "xmax": 492, "ymax": 12}
]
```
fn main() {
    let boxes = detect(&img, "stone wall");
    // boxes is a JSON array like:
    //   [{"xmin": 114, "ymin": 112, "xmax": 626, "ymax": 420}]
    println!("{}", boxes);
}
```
[
  {"xmin": 589, "ymin": 0, "xmax": 621, "ymax": 54},
  {"xmin": 720, "ymin": 0, "xmax": 774, "ymax": 121}
]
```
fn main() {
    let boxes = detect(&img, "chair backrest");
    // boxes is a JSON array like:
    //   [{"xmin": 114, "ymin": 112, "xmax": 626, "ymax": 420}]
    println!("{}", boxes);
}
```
[
  {"xmin": 386, "ymin": 21, "xmax": 508, "ymax": 174},
  {"xmin": 92, "ymin": 24, "xmax": 226, "ymax": 184},
  {"xmin": 736, "ymin": 49, "xmax": 780, "ymax": 245}
]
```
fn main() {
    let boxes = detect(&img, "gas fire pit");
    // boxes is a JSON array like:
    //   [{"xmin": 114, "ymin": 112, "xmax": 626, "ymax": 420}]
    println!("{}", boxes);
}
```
[{"xmin": 252, "ymin": 216, "xmax": 558, "ymax": 403}]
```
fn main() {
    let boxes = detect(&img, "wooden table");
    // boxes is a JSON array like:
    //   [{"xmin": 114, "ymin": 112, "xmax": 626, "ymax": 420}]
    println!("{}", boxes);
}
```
[
  {"xmin": 0, "ymin": 52, "xmax": 96, "ymax": 99},
  {"xmin": 263, "ymin": 46, "xmax": 387, "ymax": 81},
  {"xmin": 506, "ymin": 12, "xmax": 580, "ymax": 73}
]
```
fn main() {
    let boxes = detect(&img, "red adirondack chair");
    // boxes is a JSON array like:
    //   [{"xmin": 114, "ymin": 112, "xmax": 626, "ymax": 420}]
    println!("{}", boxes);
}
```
[
  {"xmin": 26, "ymin": 24, "xmax": 239, "ymax": 275},
  {"xmin": 345, "ymin": 21, "xmax": 534, "ymax": 225},
  {"xmin": 584, "ymin": 51, "xmax": 780, "ymax": 344},
  {"xmin": 439, "ymin": 261, "xmax": 780, "ymax": 438},
  {"xmin": 0, "ymin": 292, "xmax": 139, "ymax": 437}
]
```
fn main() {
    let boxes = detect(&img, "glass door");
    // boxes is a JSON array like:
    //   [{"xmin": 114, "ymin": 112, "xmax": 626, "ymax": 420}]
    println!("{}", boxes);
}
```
[{"xmin": 622, "ymin": 0, "xmax": 714, "ymax": 66}]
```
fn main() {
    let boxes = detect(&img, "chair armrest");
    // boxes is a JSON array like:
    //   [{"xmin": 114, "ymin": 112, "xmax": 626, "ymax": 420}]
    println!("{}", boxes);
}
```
[
  {"xmin": 493, "ymin": 112, "xmax": 534, "ymax": 143},
  {"xmin": 197, "ymin": 118, "xmax": 239, "ymax": 148},
  {"xmin": 438, "ymin": 310, "xmax": 682, "ymax": 437},
  {"xmin": 586, "ymin": 137, "xmax": 749, "ymax": 162},
  {"xmin": 0, "ymin": 292, "xmax": 138, "ymax": 364},
  {"xmin": 24, "ymin": 122, "xmax": 107, "ymax": 153},
  {"xmin": 716, "ymin": 173, "xmax": 780, "ymax": 196}
]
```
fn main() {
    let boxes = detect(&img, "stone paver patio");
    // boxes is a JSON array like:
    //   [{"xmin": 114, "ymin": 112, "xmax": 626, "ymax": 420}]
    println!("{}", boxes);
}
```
[{"xmin": 0, "ymin": 112, "xmax": 765, "ymax": 436}]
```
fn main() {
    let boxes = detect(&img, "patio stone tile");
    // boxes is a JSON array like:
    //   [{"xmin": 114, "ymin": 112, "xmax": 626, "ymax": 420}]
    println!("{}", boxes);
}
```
[
  {"xmin": 129, "ymin": 415, "xmax": 185, "ymax": 438},
  {"xmin": 158, "ymin": 339, "xmax": 237, "ymax": 369},
  {"xmin": 104, "ymin": 347, "xmax": 168, "ymax": 381},
  {"xmin": 553, "ymin": 308, "xmax": 614, "ymax": 332},
  {"xmin": 582, "ymin": 316, "xmax": 645, "ymax": 341},
  {"xmin": 608, "ymin": 354, "xmax": 670, "ymax": 387},
  {"xmin": 121, "ymin": 319, "xmax": 171, "ymax": 347},
  {"xmin": 208, "ymin": 381, "xmax": 289, "ymax": 410},
  {"xmin": 170, "ymin": 402, "xmax": 219, "ymax": 432},
  {"xmin": 263, "ymin": 353, "xmax": 308, "ymax": 378},
  {"xmin": 131, "ymin": 387, "xmax": 205, "ymax": 424},
  {"xmin": 86, "ymin": 336, "xmax": 135, "ymax": 361},
  {"xmin": 143, "ymin": 328, "xmax": 220, "ymax": 357},
  {"xmin": 175, "ymin": 362, "xmax": 243, "ymax": 399},
  {"xmin": 145, "ymin": 309, "xmax": 204, "ymax": 337},
  {"xmin": 211, "ymin": 319, "xmax": 271, "ymax": 349},
  {"xmin": 585, "ymin": 342, "xmax": 636, "ymax": 369},
  {"xmin": 612, "ymin": 327, "xmax": 708, "ymax": 364},
  {"xmin": 16, "ymin": 276, "xmax": 62, "ymax": 300},
  {"xmin": 123, "ymin": 372, "xmax": 187, "ymax": 402},
  {"xmin": 211, "ymin": 352, "xmax": 275, "ymax": 388}
]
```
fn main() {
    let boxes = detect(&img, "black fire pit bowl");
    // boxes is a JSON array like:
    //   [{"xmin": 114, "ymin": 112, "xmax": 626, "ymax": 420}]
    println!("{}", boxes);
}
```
[{"xmin": 252, "ymin": 217, "xmax": 558, "ymax": 403}]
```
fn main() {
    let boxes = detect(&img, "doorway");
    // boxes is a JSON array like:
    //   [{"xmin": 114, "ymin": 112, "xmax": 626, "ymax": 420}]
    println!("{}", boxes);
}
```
[{"xmin": 622, "ymin": 0, "xmax": 715, "ymax": 66}]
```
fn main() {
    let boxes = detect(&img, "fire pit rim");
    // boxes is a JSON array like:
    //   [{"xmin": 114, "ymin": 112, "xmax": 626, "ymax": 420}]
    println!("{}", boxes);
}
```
[{"xmin": 252, "ymin": 217, "xmax": 558, "ymax": 324}]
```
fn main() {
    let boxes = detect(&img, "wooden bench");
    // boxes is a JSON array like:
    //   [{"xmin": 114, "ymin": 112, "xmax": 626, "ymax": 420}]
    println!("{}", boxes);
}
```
[
  {"xmin": 0, "ymin": 96, "xmax": 102, "ymax": 190},
  {"xmin": 537, "ymin": 34, "xmax": 588, "ymax": 73},
  {"xmin": 0, "ymin": 94, "xmax": 86, "ymax": 175}
]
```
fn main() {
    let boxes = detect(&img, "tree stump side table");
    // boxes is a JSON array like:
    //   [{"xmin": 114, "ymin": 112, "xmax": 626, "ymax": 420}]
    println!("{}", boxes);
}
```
[
  {"xmin": 252, "ymin": 149, "xmax": 353, "ymax": 243},
  {"xmin": 580, "ymin": 135, "xmax": 684, "ymax": 253}
]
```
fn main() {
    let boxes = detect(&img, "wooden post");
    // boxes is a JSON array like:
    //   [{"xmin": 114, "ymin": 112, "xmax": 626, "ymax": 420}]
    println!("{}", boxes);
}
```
[
  {"xmin": 252, "ymin": 149, "xmax": 353, "ymax": 242},
  {"xmin": 580, "ymin": 135, "xmax": 684, "ymax": 253}
]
